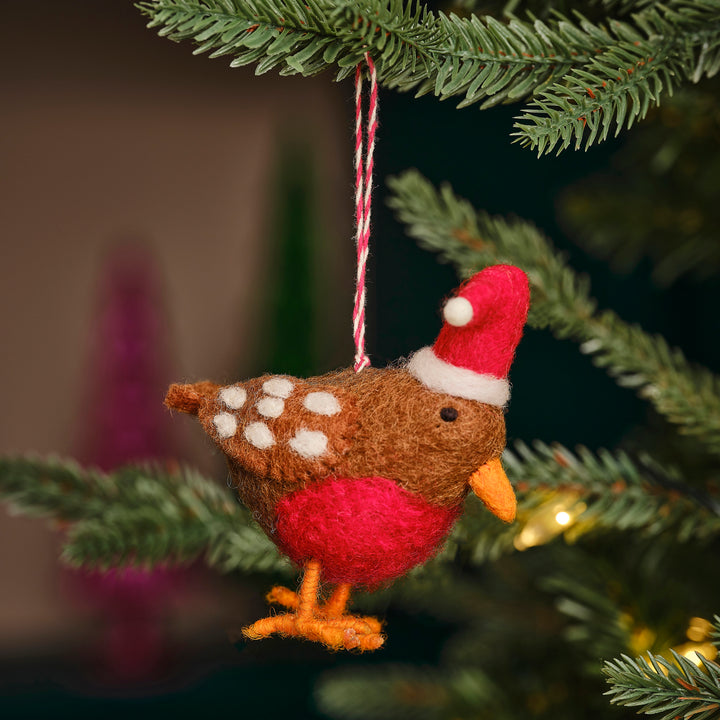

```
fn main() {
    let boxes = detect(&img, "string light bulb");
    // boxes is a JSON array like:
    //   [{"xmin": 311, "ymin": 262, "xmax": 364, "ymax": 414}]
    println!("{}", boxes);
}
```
[
  {"xmin": 514, "ymin": 492, "xmax": 587, "ymax": 550},
  {"xmin": 671, "ymin": 617, "xmax": 718, "ymax": 666}
]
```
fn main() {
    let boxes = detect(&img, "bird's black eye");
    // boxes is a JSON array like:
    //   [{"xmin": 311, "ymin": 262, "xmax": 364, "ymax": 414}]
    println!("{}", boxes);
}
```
[{"xmin": 440, "ymin": 407, "xmax": 458, "ymax": 422}]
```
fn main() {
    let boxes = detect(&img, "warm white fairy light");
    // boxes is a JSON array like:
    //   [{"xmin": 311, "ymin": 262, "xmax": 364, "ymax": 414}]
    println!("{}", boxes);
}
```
[
  {"xmin": 514, "ymin": 493, "xmax": 587, "ymax": 551},
  {"xmin": 670, "ymin": 617, "xmax": 718, "ymax": 666}
]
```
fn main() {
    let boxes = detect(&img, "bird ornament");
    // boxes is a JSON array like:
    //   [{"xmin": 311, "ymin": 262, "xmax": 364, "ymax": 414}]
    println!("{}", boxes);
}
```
[{"xmin": 166, "ymin": 264, "xmax": 530, "ymax": 651}]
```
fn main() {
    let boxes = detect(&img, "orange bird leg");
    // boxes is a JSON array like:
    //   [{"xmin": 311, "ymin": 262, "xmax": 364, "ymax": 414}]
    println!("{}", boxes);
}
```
[
  {"xmin": 296, "ymin": 559, "xmax": 321, "ymax": 620},
  {"xmin": 323, "ymin": 584, "xmax": 352, "ymax": 617},
  {"xmin": 469, "ymin": 458, "xmax": 517, "ymax": 523},
  {"xmin": 324, "ymin": 584, "xmax": 383, "ymax": 634},
  {"xmin": 242, "ymin": 561, "xmax": 385, "ymax": 651}
]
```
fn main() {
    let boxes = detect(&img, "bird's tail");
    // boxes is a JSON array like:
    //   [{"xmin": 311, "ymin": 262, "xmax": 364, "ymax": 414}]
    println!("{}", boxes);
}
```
[{"xmin": 165, "ymin": 381, "xmax": 220, "ymax": 416}]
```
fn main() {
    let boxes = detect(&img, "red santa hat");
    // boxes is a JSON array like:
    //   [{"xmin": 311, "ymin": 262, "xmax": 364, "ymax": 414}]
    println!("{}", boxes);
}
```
[{"xmin": 407, "ymin": 265, "xmax": 530, "ymax": 407}]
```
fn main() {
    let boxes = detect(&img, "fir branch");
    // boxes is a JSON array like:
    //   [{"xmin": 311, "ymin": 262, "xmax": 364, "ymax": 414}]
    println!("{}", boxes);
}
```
[
  {"xmin": 514, "ymin": 35, "xmax": 679, "ymax": 155},
  {"xmin": 421, "ymin": 11, "xmax": 609, "ymax": 109},
  {"xmin": 506, "ymin": 441, "xmax": 720, "ymax": 541},
  {"xmin": 63, "ymin": 505, "xmax": 286, "ymax": 574},
  {"xmin": 515, "ymin": 2, "xmax": 720, "ymax": 154},
  {"xmin": 0, "ymin": 455, "xmax": 125, "ymax": 522},
  {"xmin": 387, "ymin": 170, "xmax": 720, "ymax": 454},
  {"xmin": 334, "ymin": 0, "xmax": 443, "ymax": 85},
  {"xmin": 138, "ymin": 0, "xmax": 720, "ymax": 152},
  {"xmin": 136, "ymin": 0, "xmax": 632, "ymax": 108},
  {"xmin": 316, "ymin": 665, "xmax": 502, "ymax": 720},
  {"xmin": 542, "ymin": 567, "xmax": 635, "ymax": 667},
  {"xmin": 0, "ymin": 456, "xmax": 286, "ymax": 574},
  {"xmin": 136, "ymin": 0, "xmax": 443, "ymax": 85},
  {"xmin": 604, "ymin": 650, "xmax": 720, "ymax": 720},
  {"xmin": 451, "ymin": 439, "xmax": 720, "ymax": 565}
]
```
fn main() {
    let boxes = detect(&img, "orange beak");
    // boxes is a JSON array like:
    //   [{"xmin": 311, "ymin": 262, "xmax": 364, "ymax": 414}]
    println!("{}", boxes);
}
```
[{"xmin": 468, "ymin": 458, "xmax": 517, "ymax": 523}]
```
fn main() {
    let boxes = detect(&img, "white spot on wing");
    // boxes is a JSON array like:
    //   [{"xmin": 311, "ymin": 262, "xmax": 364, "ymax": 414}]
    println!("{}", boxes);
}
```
[
  {"xmin": 303, "ymin": 391, "xmax": 341, "ymax": 416},
  {"xmin": 289, "ymin": 429, "xmax": 328, "ymax": 459},
  {"xmin": 256, "ymin": 396, "xmax": 284, "ymax": 418},
  {"xmin": 244, "ymin": 421, "xmax": 275, "ymax": 449},
  {"xmin": 219, "ymin": 386, "xmax": 247, "ymax": 410},
  {"xmin": 213, "ymin": 412, "xmax": 237, "ymax": 438},
  {"xmin": 262, "ymin": 377, "xmax": 294, "ymax": 398}
]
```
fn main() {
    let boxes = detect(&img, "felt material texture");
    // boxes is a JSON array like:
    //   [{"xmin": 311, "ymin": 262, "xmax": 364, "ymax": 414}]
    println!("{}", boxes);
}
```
[
  {"xmin": 164, "ymin": 265, "xmax": 529, "ymax": 604},
  {"xmin": 166, "ymin": 367, "xmax": 505, "ymax": 538},
  {"xmin": 196, "ymin": 374, "xmax": 360, "ymax": 485},
  {"xmin": 469, "ymin": 458, "xmax": 517, "ymax": 523},
  {"xmin": 165, "ymin": 380, "xmax": 220, "ymax": 415},
  {"xmin": 407, "ymin": 346, "xmax": 511, "ymax": 406},
  {"xmin": 443, "ymin": 296, "xmax": 473, "ymax": 326},
  {"xmin": 434, "ymin": 265, "xmax": 529, "ymax": 379},
  {"xmin": 243, "ymin": 560, "xmax": 385, "ymax": 651},
  {"xmin": 275, "ymin": 476, "xmax": 462, "ymax": 588}
]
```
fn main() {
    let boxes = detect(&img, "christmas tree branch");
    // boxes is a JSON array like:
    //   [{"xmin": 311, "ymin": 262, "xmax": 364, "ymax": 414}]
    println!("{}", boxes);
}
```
[
  {"xmin": 138, "ymin": 0, "xmax": 720, "ymax": 152},
  {"xmin": 515, "ymin": 1, "xmax": 720, "ymax": 154},
  {"xmin": 604, "ymin": 647, "xmax": 720, "ymax": 720},
  {"xmin": 0, "ymin": 456, "xmax": 287, "ymax": 574},
  {"xmin": 541, "ymin": 566, "xmax": 638, "ymax": 668},
  {"xmin": 316, "ymin": 664, "xmax": 503, "ymax": 720},
  {"xmin": 507, "ymin": 441, "xmax": 720, "ymax": 540},
  {"xmin": 136, "ymin": 0, "xmax": 442, "ymax": 85},
  {"xmin": 0, "ymin": 455, "xmax": 127, "ymax": 522},
  {"xmin": 387, "ymin": 170, "xmax": 720, "ymax": 455},
  {"xmin": 63, "ymin": 506, "xmax": 285, "ymax": 574},
  {"xmin": 456, "ymin": 441, "xmax": 720, "ymax": 564},
  {"xmin": 421, "ymin": 11, "xmax": 609, "ymax": 109}
]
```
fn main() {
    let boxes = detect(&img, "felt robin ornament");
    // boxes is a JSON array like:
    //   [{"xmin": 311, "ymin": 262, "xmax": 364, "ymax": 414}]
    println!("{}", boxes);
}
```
[{"xmin": 166, "ymin": 264, "xmax": 530, "ymax": 651}]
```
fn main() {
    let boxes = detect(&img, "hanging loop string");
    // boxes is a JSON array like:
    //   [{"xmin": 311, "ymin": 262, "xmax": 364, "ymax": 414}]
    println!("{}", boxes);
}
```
[{"xmin": 352, "ymin": 53, "xmax": 377, "ymax": 373}]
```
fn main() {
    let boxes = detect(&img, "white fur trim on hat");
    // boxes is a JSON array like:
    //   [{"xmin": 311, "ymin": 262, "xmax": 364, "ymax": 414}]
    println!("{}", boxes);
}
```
[{"xmin": 407, "ymin": 347, "xmax": 510, "ymax": 406}]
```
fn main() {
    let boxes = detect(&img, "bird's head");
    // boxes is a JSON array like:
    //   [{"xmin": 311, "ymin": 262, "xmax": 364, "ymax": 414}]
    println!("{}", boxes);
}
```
[{"xmin": 389, "ymin": 264, "xmax": 529, "ymax": 521}]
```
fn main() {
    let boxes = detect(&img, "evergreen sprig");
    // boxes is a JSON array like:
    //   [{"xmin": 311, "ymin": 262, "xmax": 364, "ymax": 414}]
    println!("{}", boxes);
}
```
[
  {"xmin": 604, "ymin": 649, "xmax": 720, "ymax": 720},
  {"xmin": 457, "ymin": 440, "xmax": 720, "ymax": 565},
  {"xmin": 136, "ymin": 0, "xmax": 442, "ymax": 85},
  {"xmin": 506, "ymin": 442, "xmax": 720, "ymax": 541},
  {"xmin": 387, "ymin": 170, "xmax": 720, "ymax": 455},
  {"xmin": 0, "ymin": 456, "xmax": 287, "ymax": 574},
  {"xmin": 315, "ymin": 664, "xmax": 501, "ymax": 720},
  {"xmin": 138, "ymin": 0, "xmax": 720, "ymax": 152},
  {"xmin": 0, "ymin": 455, "xmax": 119, "ymax": 522},
  {"xmin": 422, "ymin": 11, "xmax": 608, "ymax": 109},
  {"xmin": 515, "ymin": 2, "xmax": 720, "ymax": 154}
]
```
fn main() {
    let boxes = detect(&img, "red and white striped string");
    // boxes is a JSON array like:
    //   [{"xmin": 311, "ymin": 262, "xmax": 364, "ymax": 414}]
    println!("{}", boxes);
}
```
[{"xmin": 352, "ymin": 53, "xmax": 377, "ymax": 373}]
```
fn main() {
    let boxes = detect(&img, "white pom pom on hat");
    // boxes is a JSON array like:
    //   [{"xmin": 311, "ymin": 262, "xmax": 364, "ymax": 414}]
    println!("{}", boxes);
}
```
[{"xmin": 443, "ymin": 296, "xmax": 474, "ymax": 326}]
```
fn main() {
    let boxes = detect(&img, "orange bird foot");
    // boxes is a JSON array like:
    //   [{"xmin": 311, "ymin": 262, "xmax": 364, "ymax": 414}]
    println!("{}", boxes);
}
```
[
  {"xmin": 241, "ymin": 562, "xmax": 384, "ymax": 652},
  {"xmin": 241, "ymin": 611, "xmax": 384, "ymax": 651}
]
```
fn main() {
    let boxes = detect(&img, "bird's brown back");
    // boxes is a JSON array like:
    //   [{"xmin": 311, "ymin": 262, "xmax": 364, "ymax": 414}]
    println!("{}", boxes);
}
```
[{"xmin": 167, "ymin": 366, "xmax": 505, "ymax": 533}]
